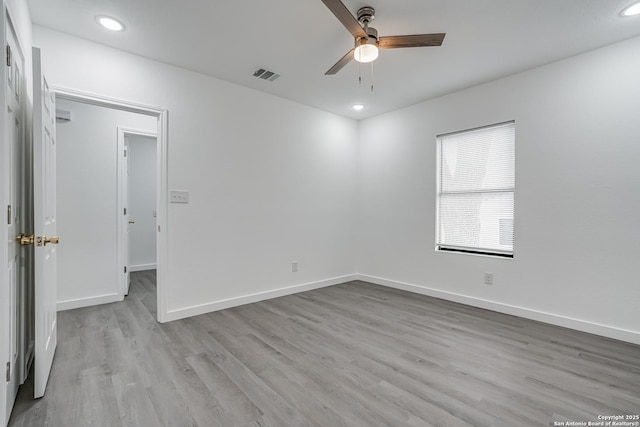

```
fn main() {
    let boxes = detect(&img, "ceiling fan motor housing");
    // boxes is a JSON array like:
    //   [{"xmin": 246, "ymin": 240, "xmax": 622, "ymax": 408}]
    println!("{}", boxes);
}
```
[
  {"xmin": 355, "ymin": 27, "xmax": 378, "ymax": 44},
  {"xmin": 355, "ymin": 34, "xmax": 378, "ymax": 50}
]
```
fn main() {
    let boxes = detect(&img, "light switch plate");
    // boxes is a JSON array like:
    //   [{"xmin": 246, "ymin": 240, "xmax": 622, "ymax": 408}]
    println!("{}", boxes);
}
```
[{"xmin": 170, "ymin": 190, "xmax": 189, "ymax": 204}]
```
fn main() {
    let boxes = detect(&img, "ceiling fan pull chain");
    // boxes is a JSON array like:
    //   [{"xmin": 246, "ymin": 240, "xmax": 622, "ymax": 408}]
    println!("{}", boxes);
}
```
[
  {"xmin": 358, "ymin": 61, "xmax": 362, "ymax": 85},
  {"xmin": 370, "ymin": 61, "xmax": 374, "ymax": 92}
]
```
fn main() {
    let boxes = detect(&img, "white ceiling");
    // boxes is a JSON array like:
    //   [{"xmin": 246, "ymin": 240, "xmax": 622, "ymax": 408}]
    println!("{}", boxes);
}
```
[{"xmin": 27, "ymin": 0, "xmax": 640, "ymax": 119}]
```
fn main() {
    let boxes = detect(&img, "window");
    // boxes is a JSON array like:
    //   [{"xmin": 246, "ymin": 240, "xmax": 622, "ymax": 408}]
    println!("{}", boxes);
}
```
[{"xmin": 436, "ymin": 121, "xmax": 515, "ymax": 258}]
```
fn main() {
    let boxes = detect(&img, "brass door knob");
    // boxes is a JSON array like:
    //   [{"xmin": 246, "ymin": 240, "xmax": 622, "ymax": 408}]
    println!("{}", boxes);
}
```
[
  {"xmin": 128, "ymin": 219, "xmax": 135, "ymax": 224},
  {"xmin": 17, "ymin": 233, "xmax": 34, "ymax": 246},
  {"xmin": 43, "ymin": 236, "xmax": 60, "ymax": 246}
]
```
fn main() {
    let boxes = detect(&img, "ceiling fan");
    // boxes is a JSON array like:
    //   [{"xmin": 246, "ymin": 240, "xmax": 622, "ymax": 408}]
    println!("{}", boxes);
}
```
[{"xmin": 321, "ymin": 0, "xmax": 446, "ymax": 75}]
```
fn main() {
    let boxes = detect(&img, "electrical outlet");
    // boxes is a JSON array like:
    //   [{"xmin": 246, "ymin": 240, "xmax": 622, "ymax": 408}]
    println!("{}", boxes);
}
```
[
  {"xmin": 484, "ymin": 272, "xmax": 493, "ymax": 286},
  {"xmin": 292, "ymin": 261, "xmax": 298, "ymax": 272}
]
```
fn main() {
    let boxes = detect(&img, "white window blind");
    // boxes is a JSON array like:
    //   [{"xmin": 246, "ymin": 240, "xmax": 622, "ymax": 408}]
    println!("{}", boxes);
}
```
[{"xmin": 437, "ymin": 121, "xmax": 515, "ymax": 257}]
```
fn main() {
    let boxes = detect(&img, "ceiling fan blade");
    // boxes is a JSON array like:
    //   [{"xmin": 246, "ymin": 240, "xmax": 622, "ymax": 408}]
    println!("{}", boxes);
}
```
[
  {"xmin": 321, "ymin": 0, "xmax": 367, "ymax": 39},
  {"xmin": 325, "ymin": 49, "xmax": 354, "ymax": 75},
  {"xmin": 378, "ymin": 33, "xmax": 446, "ymax": 49}
]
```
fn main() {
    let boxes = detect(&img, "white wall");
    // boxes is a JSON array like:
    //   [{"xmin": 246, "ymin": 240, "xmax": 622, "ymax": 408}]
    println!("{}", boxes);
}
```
[
  {"xmin": 126, "ymin": 133, "xmax": 157, "ymax": 271},
  {"xmin": 357, "ymin": 35, "xmax": 640, "ymax": 344},
  {"xmin": 56, "ymin": 98, "xmax": 157, "ymax": 310},
  {"xmin": 34, "ymin": 26, "xmax": 359, "ymax": 320}
]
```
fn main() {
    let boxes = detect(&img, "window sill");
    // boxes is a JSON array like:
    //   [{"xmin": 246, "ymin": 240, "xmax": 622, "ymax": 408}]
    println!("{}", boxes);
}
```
[{"xmin": 436, "ymin": 247, "xmax": 514, "ymax": 259}]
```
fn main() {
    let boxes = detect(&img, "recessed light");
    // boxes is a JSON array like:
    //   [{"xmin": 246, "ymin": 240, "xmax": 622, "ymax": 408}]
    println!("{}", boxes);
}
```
[
  {"xmin": 622, "ymin": 1, "xmax": 640, "ymax": 16},
  {"xmin": 96, "ymin": 16, "xmax": 125, "ymax": 31},
  {"xmin": 352, "ymin": 104, "xmax": 365, "ymax": 111}
]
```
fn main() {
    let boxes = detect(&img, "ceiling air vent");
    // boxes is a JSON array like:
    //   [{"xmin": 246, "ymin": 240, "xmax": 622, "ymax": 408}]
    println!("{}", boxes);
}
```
[{"xmin": 253, "ymin": 67, "xmax": 281, "ymax": 82}]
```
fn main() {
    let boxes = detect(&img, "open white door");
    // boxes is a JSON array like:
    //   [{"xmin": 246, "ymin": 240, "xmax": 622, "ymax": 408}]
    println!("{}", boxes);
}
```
[
  {"xmin": 32, "ymin": 47, "xmax": 58, "ymax": 399},
  {"xmin": 124, "ymin": 140, "xmax": 131, "ymax": 295},
  {"xmin": 117, "ymin": 127, "xmax": 132, "ymax": 296}
]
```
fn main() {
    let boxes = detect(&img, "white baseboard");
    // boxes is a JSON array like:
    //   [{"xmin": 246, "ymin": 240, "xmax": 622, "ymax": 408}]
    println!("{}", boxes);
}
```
[
  {"xmin": 356, "ymin": 274, "xmax": 640, "ymax": 346},
  {"xmin": 164, "ymin": 274, "xmax": 358, "ymax": 322},
  {"xmin": 129, "ymin": 263, "xmax": 157, "ymax": 272},
  {"xmin": 57, "ymin": 293, "xmax": 123, "ymax": 312}
]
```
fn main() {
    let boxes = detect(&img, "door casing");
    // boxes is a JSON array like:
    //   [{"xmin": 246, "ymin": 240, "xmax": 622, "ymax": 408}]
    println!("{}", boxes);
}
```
[{"xmin": 54, "ymin": 88, "xmax": 169, "ymax": 322}]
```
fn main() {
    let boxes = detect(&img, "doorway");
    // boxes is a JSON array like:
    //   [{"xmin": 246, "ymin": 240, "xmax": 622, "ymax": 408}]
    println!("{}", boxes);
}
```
[
  {"xmin": 53, "ymin": 89, "xmax": 168, "ymax": 321},
  {"xmin": 119, "ymin": 129, "xmax": 158, "ymax": 296}
]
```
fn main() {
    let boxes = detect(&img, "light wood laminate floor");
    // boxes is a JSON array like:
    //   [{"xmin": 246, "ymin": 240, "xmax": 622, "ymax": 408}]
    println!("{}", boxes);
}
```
[{"xmin": 9, "ymin": 271, "xmax": 640, "ymax": 426}]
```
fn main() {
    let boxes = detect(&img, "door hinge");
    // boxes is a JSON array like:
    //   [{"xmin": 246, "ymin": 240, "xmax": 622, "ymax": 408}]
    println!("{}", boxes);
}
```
[
  {"xmin": 7, "ymin": 205, "xmax": 10, "ymax": 225},
  {"xmin": 5, "ymin": 361, "xmax": 10, "ymax": 382},
  {"xmin": 124, "ymin": 266, "xmax": 127, "ymax": 273},
  {"xmin": 6, "ymin": 45, "xmax": 11, "ymax": 67},
  {"xmin": 124, "ymin": 208, "xmax": 127, "ymax": 215},
  {"xmin": 124, "ymin": 149, "xmax": 127, "ymax": 157}
]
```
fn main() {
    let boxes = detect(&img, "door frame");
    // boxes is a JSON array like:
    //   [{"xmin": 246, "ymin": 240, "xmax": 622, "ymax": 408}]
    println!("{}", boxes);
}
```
[
  {"xmin": 117, "ymin": 127, "xmax": 157, "ymax": 297},
  {"xmin": 54, "ymin": 87, "xmax": 169, "ymax": 322}
]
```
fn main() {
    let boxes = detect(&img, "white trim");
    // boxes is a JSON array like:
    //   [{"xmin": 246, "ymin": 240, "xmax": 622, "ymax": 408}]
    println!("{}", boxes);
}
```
[
  {"xmin": 119, "ymin": 127, "xmax": 157, "ymax": 139},
  {"xmin": 129, "ymin": 264, "xmax": 156, "ymax": 272},
  {"xmin": 356, "ymin": 274, "xmax": 640, "ymax": 345},
  {"xmin": 51, "ymin": 86, "xmax": 169, "ymax": 323},
  {"xmin": 57, "ymin": 293, "xmax": 122, "ymax": 312},
  {"xmin": 156, "ymin": 110, "xmax": 169, "ymax": 322},
  {"xmin": 54, "ymin": 87, "xmax": 164, "ymax": 116},
  {"xmin": 164, "ymin": 274, "xmax": 358, "ymax": 322}
]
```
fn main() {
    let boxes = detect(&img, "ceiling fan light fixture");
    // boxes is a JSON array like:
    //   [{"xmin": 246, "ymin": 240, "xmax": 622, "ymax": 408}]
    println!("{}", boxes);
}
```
[
  {"xmin": 622, "ymin": 1, "xmax": 640, "ymax": 16},
  {"xmin": 96, "ymin": 15, "xmax": 125, "ymax": 31},
  {"xmin": 354, "ymin": 38, "xmax": 379, "ymax": 63}
]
